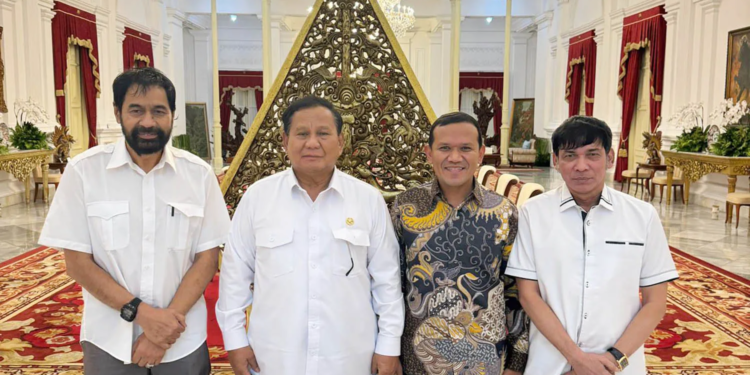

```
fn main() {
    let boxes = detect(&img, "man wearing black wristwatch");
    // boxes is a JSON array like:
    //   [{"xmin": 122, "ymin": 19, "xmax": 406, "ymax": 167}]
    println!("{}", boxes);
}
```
[
  {"xmin": 39, "ymin": 68, "xmax": 230, "ymax": 374},
  {"xmin": 505, "ymin": 117, "xmax": 679, "ymax": 375}
]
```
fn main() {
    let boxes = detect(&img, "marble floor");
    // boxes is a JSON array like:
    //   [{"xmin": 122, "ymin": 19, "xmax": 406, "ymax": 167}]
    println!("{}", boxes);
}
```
[{"xmin": 0, "ymin": 168, "xmax": 748, "ymax": 279}]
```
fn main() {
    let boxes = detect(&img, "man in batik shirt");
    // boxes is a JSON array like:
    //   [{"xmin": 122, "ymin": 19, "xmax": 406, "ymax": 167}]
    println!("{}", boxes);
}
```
[{"xmin": 391, "ymin": 112, "xmax": 529, "ymax": 375}]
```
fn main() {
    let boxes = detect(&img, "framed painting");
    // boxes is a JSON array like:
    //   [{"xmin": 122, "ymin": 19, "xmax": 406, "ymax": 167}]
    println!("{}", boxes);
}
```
[
  {"xmin": 725, "ymin": 26, "xmax": 750, "ymax": 104},
  {"xmin": 184, "ymin": 102, "xmax": 210, "ymax": 159},
  {"xmin": 509, "ymin": 98, "xmax": 535, "ymax": 146}
]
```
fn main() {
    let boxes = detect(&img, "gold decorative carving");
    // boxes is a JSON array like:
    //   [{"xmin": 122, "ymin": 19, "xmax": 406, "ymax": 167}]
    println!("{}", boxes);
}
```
[
  {"xmin": 67, "ymin": 36, "xmax": 101, "ymax": 98},
  {"xmin": 663, "ymin": 150, "xmax": 750, "ymax": 183},
  {"xmin": 220, "ymin": 0, "xmax": 437, "ymax": 215},
  {"xmin": 0, "ymin": 27, "xmax": 6, "ymax": 113},
  {"xmin": 0, "ymin": 150, "xmax": 54, "ymax": 182},
  {"xmin": 134, "ymin": 53, "xmax": 151, "ymax": 67}
]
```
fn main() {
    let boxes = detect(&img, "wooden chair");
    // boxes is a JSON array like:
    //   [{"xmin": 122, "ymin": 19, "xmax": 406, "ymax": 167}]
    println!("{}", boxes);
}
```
[
  {"xmin": 516, "ymin": 183, "xmax": 545, "ymax": 207},
  {"xmin": 477, "ymin": 165, "xmax": 497, "ymax": 187},
  {"xmin": 726, "ymin": 192, "xmax": 750, "ymax": 228},
  {"xmin": 620, "ymin": 169, "xmax": 652, "ymax": 196},
  {"xmin": 650, "ymin": 168, "xmax": 685, "ymax": 204},
  {"xmin": 506, "ymin": 181, "xmax": 524, "ymax": 204},
  {"xmin": 33, "ymin": 165, "xmax": 62, "ymax": 202},
  {"xmin": 495, "ymin": 173, "xmax": 519, "ymax": 197}
]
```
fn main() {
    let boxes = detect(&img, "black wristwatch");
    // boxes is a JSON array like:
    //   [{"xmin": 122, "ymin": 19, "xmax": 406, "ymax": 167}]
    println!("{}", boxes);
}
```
[
  {"xmin": 120, "ymin": 298, "xmax": 142, "ymax": 322},
  {"xmin": 607, "ymin": 347, "xmax": 629, "ymax": 371}
]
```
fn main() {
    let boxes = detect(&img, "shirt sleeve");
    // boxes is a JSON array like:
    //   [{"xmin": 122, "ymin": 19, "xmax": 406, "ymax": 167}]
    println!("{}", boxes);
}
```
[
  {"xmin": 505, "ymin": 206, "xmax": 537, "ymax": 281},
  {"xmin": 367, "ymin": 195, "xmax": 405, "ymax": 356},
  {"xmin": 196, "ymin": 172, "xmax": 231, "ymax": 252},
  {"xmin": 38, "ymin": 165, "xmax": 92, "ymax": 253},
  {"xmin": 640, "ymin": 206, "xmax": 679, "ymax": 287},
  {"xmin": 501, "ymin": 203, "xmax": 529, "ymax": 372},
  {"xmin": 216, "ymin": 191, "xmax": 256, "ymax": 351}
]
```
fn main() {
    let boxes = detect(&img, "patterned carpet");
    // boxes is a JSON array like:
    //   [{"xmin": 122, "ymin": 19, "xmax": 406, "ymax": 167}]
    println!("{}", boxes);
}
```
[{"xmin": 0, "ymin": 247, "xmax": 747, "ymax": 374}]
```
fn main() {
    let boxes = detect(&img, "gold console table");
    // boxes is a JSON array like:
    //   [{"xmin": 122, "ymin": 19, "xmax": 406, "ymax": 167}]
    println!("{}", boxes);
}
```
[
  {"xmin": 662, "ymin": 150, "xmax": 750, "ymax": 206},
  {"xmin": 0, "ymin": 149, "xmax": 55, "ymax": 204}
]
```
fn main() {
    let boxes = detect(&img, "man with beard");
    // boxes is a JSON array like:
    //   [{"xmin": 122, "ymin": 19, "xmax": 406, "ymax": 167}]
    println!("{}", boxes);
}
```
[
  {"xmin": 39, "ymin": 67, "xmax": 230, "ymax": 375},
  {"xmin": 390, "ymin": 112, "xmax": 529, "ymax": 374}
]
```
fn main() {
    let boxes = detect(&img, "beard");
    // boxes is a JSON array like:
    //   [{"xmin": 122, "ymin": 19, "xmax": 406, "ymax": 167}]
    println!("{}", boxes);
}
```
[{"xmin": 121, "ymin": 117, "xmax": 172, "ymax": 156}]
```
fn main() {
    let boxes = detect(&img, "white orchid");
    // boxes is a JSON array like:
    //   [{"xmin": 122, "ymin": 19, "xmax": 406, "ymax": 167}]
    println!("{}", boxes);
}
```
[
  {"xmin": 667, "ymin": 102, "xmax": 704, "ymax": 131},
  {"xmin": 13, "ymin": 98, "xmax": 51, "ymax": 127},
  {"xmin": 709, "ymin": 98, "xmax": 749, "ymax": 128}
]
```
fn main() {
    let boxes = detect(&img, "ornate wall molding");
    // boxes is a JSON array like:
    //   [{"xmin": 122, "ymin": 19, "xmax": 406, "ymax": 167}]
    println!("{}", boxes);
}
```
[
  {"xmin": 218, "ymin": 41, "xmax": 263, "ymax": 70},
  {"xmin": 459, "ymin": 46, "xmax": 503, "ymax": 72}
]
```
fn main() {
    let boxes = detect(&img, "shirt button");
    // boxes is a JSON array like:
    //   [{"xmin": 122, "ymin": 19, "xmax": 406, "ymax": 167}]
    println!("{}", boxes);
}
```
[
  {"xmin": 311, "ymin": 236, "xmax": 316, "ymax": 241},
  {"xmin": 311, "ymin": 294, "xmax": 317, "ymax": 299},
  {"xmin": 584, "ymin": 313, "xmax": 588, "ymax": 319},
  {"xmin": 311, "ymin": 323, "xmax": 317, "ymax": 328},
  {"xmin": 311, "ymin": 264, "xmax": 317, "ymax": 269},
  {"xmin": 586, "ymin": 220, "xmax": 591, "ymax": 226}
]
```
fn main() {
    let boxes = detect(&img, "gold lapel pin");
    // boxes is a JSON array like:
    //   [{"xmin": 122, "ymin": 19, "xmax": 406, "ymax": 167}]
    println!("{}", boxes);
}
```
[{"xmin": 346, "ymin": 218, "xmax": 354, "ymax": 226}]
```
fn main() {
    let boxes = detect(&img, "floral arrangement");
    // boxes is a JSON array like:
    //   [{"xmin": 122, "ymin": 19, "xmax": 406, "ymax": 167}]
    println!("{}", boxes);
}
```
[
  {"xmin": 709, "ymin": 99, "xmax": 750, "ymax": 127},
  {"xmin": 667, "ymin": 102, "xmax": 705, "ymax": 131},
  {"xmin": 10, "ymin": 99, "xmax": 52, "ymax": 151},
  {"xmin": 14, "ymin": 98, "xmax": 51, "ymax": 128}
]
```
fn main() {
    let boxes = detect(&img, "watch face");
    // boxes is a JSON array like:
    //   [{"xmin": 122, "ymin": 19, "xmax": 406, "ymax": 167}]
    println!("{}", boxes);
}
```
[
  {"xmin": 121, "ymin": 306, "xmax": 135, "ymax": 321},
  {"xmin": 620, "ymin": 357, "xmax": 629, "ymax": 369}
]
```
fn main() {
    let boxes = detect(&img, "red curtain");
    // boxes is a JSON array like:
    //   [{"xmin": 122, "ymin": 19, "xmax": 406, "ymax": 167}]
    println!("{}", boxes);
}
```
[
  {"xmin": 565, "ymin": 30, "xmax": 597, "ymax": 117},
  {"xmin": 218, "ymin": 71, "xmax": 263, "ymax": 131},
  {"xmin": 52, "ymin": 1, "xmax": 100, "ymax": 148},
  {"xmin": 459, "ymin": 72, "xmax": 503, "ymax": 136},
  {"xmin": 614, "ymin": 5, "xmax": 667, "ymax": 181},
  {"xmin": 122, "ymin": 27, "xmax": 154, "ymax": 70}
]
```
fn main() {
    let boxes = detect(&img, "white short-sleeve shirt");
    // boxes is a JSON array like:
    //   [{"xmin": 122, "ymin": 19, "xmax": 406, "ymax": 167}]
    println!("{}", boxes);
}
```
[
  {"xmin": 506, "ymin": 184, "xmax": 678, "ymax": 375},
  {"xmin": 38, "ymin": 139, "xmax": 231, "ymax": 364}
]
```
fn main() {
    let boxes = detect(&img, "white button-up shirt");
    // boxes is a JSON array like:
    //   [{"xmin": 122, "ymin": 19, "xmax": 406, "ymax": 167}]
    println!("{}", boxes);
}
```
[
  {"xmin": 39, "ymin": 139, "xmax": 230, "ymax": 364},
  {"xmin": 217, "ymin": 168, "xmax": 404, "ymax": 375},
  {"xmin": 506, "ymin": 184, "xmax": 678, "ymax": 375}
]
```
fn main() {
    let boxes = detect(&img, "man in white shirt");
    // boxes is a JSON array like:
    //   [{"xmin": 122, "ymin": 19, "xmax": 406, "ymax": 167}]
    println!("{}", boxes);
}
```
[
  {"xmin": 39, "ymin": 67, "xmax": 230, "ymax": 374},
  {"xmin": 506, "ymin": 116, "xmax": 679, "ymax": 375},
  {"xmin": 217, "ymin": 96, "xmax": 405, "ymax": 375}
]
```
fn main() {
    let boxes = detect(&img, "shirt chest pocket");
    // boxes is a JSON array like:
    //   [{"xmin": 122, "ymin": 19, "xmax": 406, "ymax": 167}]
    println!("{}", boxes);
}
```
[
  {"xmin": 603, "ymin": 240, "xmax": 645, "ymax": 263},
  {"xmin": 331, "ymin": 228, "xmax": 370, "ymax": 276},
  {"xmin": 87, "ymin": 201, "xmax": 130, "ymax": 251},
  {"xmin": 166, "ymin": 202, "xmax": 205, "ymax": 251},
  {"xmin": 255, "ymin": 229, "xmax": 295, "ymax": 277}
]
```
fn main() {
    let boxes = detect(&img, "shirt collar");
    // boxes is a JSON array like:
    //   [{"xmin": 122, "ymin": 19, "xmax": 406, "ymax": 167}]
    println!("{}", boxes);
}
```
[
  {"xmin": 106, "ymin": 139, "xmax": 177, "ymax": 172},
  {"xmin": 430, "ymin": 178, "xmax": 485, "ymax": 206},
  {"xmin": 559, "ymin": 183, "xmax": 614, "ymax": 212},
  {"xmin": 286, "ymin": 167, "xmax": 344, "ymax": 196}
]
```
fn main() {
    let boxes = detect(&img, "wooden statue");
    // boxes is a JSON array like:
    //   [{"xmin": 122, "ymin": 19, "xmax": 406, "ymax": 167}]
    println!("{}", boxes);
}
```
[
  {"xmin": 642, "ymin": 130, "xmax": 662, "ymax": 165},
  {"xmin": 223, "ymin": 102, "xmax": 249, "ymax": 160},
  {"xmin": 51, "ymin": 125, "xmax": 75, "ymax": 163},
  {"xmin": 473, "ymin": 93, "xmax": 500, "ymax": 147}
]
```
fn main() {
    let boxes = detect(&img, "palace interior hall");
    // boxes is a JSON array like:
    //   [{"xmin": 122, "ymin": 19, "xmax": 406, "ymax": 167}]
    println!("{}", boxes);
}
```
[{"xmin": 0, "ymin": 0, "xmax": 749, "ymax": 373}]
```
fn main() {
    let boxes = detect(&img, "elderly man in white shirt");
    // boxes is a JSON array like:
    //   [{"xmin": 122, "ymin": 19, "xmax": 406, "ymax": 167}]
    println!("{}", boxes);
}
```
[
  {"xmin": 506, "ymin": 116, "xmax": 679, "ymax": 375},
  {"xmin": 217, "ymin": 96, "xmax": 404, "ymax": 375},
  {"xmin": 39, "ymin": 68, "xmax": 230, "ymax": 374}
]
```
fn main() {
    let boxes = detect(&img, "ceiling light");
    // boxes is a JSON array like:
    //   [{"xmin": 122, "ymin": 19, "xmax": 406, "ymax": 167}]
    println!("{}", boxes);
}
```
[
  {"xmin": 486, "ymin": 17, "xmax": 493, "ymax": 24},
  {"xmin": 230, "ymin": 14, "xmax": 237, "ymax": 22},
  {"xmin": 307, "ymin": 6, "xmax": 313, "ymax": 13},
  {"xmin": 378, "ymin": 0, "xmax": 415, "ymax": 37}
]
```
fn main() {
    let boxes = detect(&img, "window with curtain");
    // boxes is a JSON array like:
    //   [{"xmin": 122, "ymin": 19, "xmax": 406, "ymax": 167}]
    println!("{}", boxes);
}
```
[
  {"xmin": 459, "ymin": 88, "xmax": 495, "ymax": 138},
  {"xmin": 229, "ymin": 88, "xmax": 259, "ymax": 138}
]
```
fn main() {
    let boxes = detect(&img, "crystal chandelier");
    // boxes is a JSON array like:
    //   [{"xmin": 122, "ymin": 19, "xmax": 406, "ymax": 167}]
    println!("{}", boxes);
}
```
[{"xmin": 378, "ymin": 0, "xmax": 415, "ymax": 38}]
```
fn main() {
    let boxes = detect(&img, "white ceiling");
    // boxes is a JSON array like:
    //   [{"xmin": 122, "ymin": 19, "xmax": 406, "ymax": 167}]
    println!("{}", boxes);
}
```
[{"xmin": 178, "ymin": 0, "xmax": 546, "ymax": 18}]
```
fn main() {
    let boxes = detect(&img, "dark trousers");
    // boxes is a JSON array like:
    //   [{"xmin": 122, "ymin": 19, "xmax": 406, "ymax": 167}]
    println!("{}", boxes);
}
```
[{"xmin": 81, "ymin": 341, "xmax": 211, "ymax": 375}]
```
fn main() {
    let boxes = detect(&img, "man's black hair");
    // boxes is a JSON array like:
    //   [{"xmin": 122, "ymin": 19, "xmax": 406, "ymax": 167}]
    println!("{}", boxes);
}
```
[
  {"xmin": 113, "ymin": 67, "xmax": 176, "ymax": 112},
  {"xmin": 428, "ymin": 112, "xmax": 483, "ymax": 147},
  {"xmin": 551, "ymin": 115, "xmax": 612, "ymax": 155},
  {"xmin": 281, "ymin": 96, "xmax": 343, "ymax": 135}
]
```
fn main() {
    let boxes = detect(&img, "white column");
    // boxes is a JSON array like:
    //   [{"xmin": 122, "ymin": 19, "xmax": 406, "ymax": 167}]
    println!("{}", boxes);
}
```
[
  {"xmin": 449, "ymin": 0, "xmax": 460, "ymax": 112},
  {"xmin": 661, "ymin": 2, "xmax": 681, "ymax": 135},
  {"xmin": 440, "ymin": 20, "xmax": 452, "ymax": 115},
  {"xmin": 32, "ymin": 0, "xmax": 56, "ymax": 130},
  {"xmin": 592, "ymin": 30, "xmax": 607, "ymax": 120},
  {"xmin": 695, "ymin": 0, "xmax": 722, "ymax": 113},
  {"xmin": 95, "ymin": 8, "xmax": 111, "ymax": 134},
  {"xmin": 609, "ymin": 10, "xmax": 625, "ymax": 140},
  {"xmin": 429, "ymin": 25, "xmax": 446, "ymax": 115},
  {"xmin": 11, "ymin": 0, "xmax": 26, "ymax": 103},
  {"xmin": 270, "ymin": 16, "xmax": 285, "ymax": 85},
  {"xmin": 151, "ymin": 38, "xmax": 160, "ymax": 70},
  {"xmin": 544, "ymin": 35, "xmax": 558, "ymax": 136},
  {"xmin": 211, "ymin": 0, "xmax": 222, "ymax": 172},
  {"xmin": 0, "ymin": 0, "xmax": 18, "ymax": 125},
  {"xmin": 261, "ymin": 0, "xmax": 271, "ymax": 98},
  {"xmin": 533, "ymin": 11, "xmax": 553, "ymax": 137},
  {"xmin": 500, "ymin": 0, "xmax": 512, "ymax": 165},
  {"xmin": 166, "ymin": 8, "xmax": 186, "ymax": 136}
]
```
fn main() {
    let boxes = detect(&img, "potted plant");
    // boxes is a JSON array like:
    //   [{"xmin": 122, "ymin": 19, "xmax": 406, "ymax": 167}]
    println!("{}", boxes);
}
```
[
  {"xmin": 668, "ymin": 102, "xmax": 709, "ymax": 153},
  {"xmin": 10, "ymin": 122, "xmax": 50, "ymax": 150},
  {"xmin": 709, "ymin": 99, "xmax": 750, "ymax": 156}
]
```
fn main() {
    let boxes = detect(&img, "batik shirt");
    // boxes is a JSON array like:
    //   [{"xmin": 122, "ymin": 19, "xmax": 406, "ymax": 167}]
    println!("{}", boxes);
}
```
[{"xmin": 390, "ymin": 180, "xmax": 529, "ymax": 374}]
